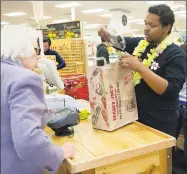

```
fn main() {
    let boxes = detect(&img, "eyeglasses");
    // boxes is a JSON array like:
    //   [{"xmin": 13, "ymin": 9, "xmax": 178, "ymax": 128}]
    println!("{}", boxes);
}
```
[{"xmin": 34, "ymin": 38, "xmax": 41, "ymax": 55}]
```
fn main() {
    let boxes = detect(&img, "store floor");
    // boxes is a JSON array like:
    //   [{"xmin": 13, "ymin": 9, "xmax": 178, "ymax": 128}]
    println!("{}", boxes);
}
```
[{"xmin": 173, "ymin": 149, "xmax": 187, "ymax": 174}]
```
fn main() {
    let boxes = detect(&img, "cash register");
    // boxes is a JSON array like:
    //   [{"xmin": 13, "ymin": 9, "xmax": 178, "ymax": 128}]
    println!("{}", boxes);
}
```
[{"xmin": 37, "ymin": 58, "xmax": 80, "ymax": 136}]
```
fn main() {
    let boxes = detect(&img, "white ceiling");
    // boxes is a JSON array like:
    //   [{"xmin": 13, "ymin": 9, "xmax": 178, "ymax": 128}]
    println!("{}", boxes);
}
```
[{"xmin": 1, "ymin": 1, "xmax": 186, "ymax": 34}]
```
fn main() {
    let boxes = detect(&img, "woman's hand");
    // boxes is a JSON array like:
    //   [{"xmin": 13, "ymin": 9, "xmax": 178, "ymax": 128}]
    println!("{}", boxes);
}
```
[
  {"xmin": 118, "ymin": 52, "xmax": 144, "ymax": 72},
  {"xmin": 62, "ymin": 142, "xmax": 75, "ymax": 159}
]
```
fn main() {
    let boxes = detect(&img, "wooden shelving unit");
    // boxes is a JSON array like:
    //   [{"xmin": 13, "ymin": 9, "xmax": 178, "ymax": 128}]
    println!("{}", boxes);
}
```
[{"xmin": 51, "ymin": 39, "xmax": 88, "ymax": 76}]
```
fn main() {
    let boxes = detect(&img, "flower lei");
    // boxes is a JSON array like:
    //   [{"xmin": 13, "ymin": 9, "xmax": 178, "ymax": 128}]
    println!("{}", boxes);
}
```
[{"xmin": 132, "ymin": 35, "xmax": 173, "ymax": 86}]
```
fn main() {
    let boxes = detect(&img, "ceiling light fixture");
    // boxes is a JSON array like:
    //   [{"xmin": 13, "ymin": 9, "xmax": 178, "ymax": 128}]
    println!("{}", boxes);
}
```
[
  {"xmin": 55, "ymin": 2, "xmax": 81, "ymax": 8},
  {"xmin": 100, "ymin": 14, "xmax": 112, "ymax": 17},
  {"xmin": 136, "ymin": 22, "xmax": 145, "ymax": 25},
  {"xmin": 84, "ymin": 26, "xmax": 98, "ymax": 29},
  {"xmin": 81, "ymin": 8, "xmax": 104, "ymax": 14},
  {"xmin": 146, "ymin": 1, "xmax": 167, "ymax": 5},
  {"xmin": 129, "ymin": 19, "xmax": 144, "ymax": 23},
  {"xmin": 172, "ymin": 5, "xmax": 185, "ymax": 9},
  {"xmin": 174, "ymin": 11, "xmax": 186, "ymax": 15},
  {"xmin": 84, "ymin": 24, "xmax": 100, "ymax": 27},
  {"xmin": 30, "ymin": 16, "xmax": 52, "ymax": 20},
  {"xmin": 84, "ymin": 24, "xmax": 101, "ymax": 29},
  {"xmin": 3, "ymin": 12, "xmax": 27, "ymax": 17},
  {"xmin": 52, "ymin": 19, "xmax": 70, "ymax": 23}
]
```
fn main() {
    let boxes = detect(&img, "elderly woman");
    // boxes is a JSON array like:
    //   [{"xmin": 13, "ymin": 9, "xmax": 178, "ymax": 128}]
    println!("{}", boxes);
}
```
[{"xmin": 1, "ymin": 25, "xmax": 75, "ymax": 174}]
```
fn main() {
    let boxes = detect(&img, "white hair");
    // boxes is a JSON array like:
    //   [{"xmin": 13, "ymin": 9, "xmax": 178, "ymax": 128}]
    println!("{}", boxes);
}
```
[{"xmin": 1, "ymin": 24, "xmax": 40, "ymax": 61}]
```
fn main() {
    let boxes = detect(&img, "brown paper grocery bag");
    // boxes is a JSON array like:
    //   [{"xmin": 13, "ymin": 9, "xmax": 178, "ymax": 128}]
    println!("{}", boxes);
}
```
[{"xmin": 88, "ymin": 62, "xmax": 138, "ymax": 131}]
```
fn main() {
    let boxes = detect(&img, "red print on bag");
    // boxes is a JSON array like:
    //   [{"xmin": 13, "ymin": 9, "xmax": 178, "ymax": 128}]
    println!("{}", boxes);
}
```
[
  {"xmin": 124, "ymin": 74, "xmax": 133, "ymax": 85},
  {"xmin": 102, "ymin": 109, "xmax": 109, "ymax": 127},
  {"xmin": 90, "ymin": 97, "xmax": 96, "ymax": 109},
  {"xmin": 102, "ymin": 96, "xmax": 107, "ymax": 109},
  {"xmin": 109, "ymin": 85, "xmax": 117, "ymax": 121}
]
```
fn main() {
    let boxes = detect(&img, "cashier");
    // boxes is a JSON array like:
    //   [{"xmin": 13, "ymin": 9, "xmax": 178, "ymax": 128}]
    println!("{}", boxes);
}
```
[
  {"xmin": 1, "ymin": 24, "xmax": 74, "ymax": 174},
  {"xmin": 43, "ymin": 36, "xmax": 66, "ymax": 70},
  {"xmin": 98, "ymin": 4, "xmax": 186, "ymax": 137}
]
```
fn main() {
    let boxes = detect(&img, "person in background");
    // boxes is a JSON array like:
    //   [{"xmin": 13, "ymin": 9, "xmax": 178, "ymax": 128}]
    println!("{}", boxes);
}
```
[
  {"xmin": 96, "ymin": 38, "xmax": 110, "ymax": 66},
  {"xmin": 43, "ymin": 36, "xmax": 66, "ymax": 70},
  {"xmin": 98, "ymin": 4, "xmax": 186, "ymax": 137},
  {"xmin": 1, "ymin": 24, "xmax": 74, "ymax": 174},
  {"xmin": 174, "ymin": 42, "xmax": 187, "ymax": 171}
]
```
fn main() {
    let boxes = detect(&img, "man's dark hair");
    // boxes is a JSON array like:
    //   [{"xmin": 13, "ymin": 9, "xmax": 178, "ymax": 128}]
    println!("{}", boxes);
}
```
[
  {"xmin": 148, "ymin": 4, "xmax": 175, "ymax": 34},
  {"xmin": 43, "ymin": 36, "xmax": 51, "ymax": 46}
]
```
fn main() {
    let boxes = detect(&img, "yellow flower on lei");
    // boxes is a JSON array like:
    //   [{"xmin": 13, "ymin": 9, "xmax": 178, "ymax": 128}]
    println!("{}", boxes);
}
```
[{"xmin": 132, "ymin": 35, "xmax": 173, "ymax": 86}]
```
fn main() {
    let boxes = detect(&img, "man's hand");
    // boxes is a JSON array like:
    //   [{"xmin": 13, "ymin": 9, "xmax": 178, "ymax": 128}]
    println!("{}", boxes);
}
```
[
  {"xmin": 119, "ymin": 53, "xmax": 168, "ymax": 95},
  {"xmin": 118, "ymin": 52, "xmax": 144, "ymax": 72}
]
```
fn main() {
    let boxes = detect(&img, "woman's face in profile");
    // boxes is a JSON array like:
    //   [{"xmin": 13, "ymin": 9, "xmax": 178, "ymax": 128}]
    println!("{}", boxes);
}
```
[{"xmin": 18, "ymin": 46, "xmax": 40, "ymax": 71}]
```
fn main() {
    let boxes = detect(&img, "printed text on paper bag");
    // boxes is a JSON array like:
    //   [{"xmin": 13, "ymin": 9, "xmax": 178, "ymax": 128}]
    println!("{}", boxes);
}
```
[
  {"xmin": 109, "ymin": 83, "xmax": 122, "ymax": 121},
  {"xmin": 124, "ymin": 74, "xmax": 133, "ymax": 85}
]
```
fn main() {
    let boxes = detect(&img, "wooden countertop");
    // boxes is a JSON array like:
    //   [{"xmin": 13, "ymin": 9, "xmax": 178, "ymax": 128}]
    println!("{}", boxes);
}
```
[{"xmin": 45, "ymin": 118, "xmax": 176, "ymax": 173}]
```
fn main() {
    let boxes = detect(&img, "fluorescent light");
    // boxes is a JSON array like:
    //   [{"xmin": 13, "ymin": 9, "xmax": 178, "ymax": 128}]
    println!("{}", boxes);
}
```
[
  {"xmin": 84, "ymin": 26, "xmax": 98, "ymax": 29},
  {"xmin": 174, "ymin": 11, "xmax": 186, "ymax": 15},
  {"xmin": 100, "ymin": 14, "xmax": 112, "ymax": 18},
  {"xmin": 136, "ymin": 22, "xmax": 145, "ymax": 25},
  {"xmin": 1, "ymin": 21, "xmax": 9, "ymax": 25},
  {"xmin": 55, "ymin": 2, "xmax": 81, "ymax": 8},
  {"xmin": 40, "ymin": 16, "xmax": 52, "ymax": 20},
  {"xmin": 129, "ymin": 19, "xmax": 144, "ymax": 23},
  {"xmin": 3, "ymin": 12, "xmax": 27, "ymax": 17},
  {"xmin": 84, "ymin": 24, "xmax": 100, "ymax": 29},
  {"xmin": 128, "ymin": 16, "xmax": 134, "ymax": 19},
  {"xmin": 81, "ymin": 8, "xmax": 104, "ymax": 14},
  {"xmin": 172, "ymin": 5, "xmax": 185, "ymax": 9},
  {"xmin": 52, "ymin": 19, "xmax": 70, "ymax": 23},
  {"xmin": 146, "ymin": 1, "xmax": 167, "ymax": 5},
  {"xmin": 84, "ymin": 24, "xmax": 100, "ymax": 27},
  {"xmin": 30, "ymin": 16, "xmax": 52, "ymax": 20}
]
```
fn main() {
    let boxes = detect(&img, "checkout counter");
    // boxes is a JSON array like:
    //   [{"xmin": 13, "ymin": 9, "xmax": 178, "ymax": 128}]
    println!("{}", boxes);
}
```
[
  {"xmin": 39, "ymin": 59, "xmax": 175, "ymax": 174},
  {"xmin": 45, "ymin": 100, "xmax": 175, "ymax": 174}
]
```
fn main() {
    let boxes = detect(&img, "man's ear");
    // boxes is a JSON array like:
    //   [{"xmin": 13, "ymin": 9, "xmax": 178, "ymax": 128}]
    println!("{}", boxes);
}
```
[{"xmin": 165, "ymin": 24, "xmax": 171, "ymax": 34}]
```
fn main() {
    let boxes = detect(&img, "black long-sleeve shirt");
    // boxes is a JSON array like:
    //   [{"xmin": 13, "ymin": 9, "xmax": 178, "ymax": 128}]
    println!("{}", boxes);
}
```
[
  {"xmin": 124, "ymin": 37, "xmax": 186, "ymax": 136},
  {"xmin": 44, "ymin": 49, "xmax": 66, "ymax": 70},
  {"xmin": 96, "ymin": 43, "xmax": 110, "ymax": 64}
]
